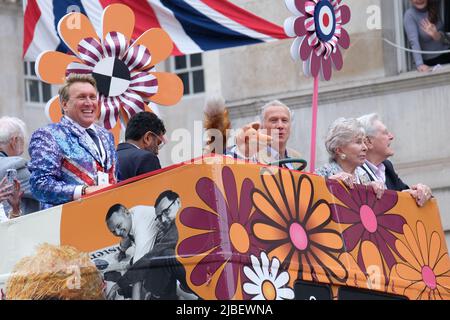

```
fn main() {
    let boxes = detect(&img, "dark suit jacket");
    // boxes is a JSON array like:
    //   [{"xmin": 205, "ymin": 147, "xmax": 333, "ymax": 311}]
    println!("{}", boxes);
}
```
[
  {"xmin": 117, "ymin": 143, "xmax": 161, "ymax": 181},
  {"xmin": 362, "ymin": 160, "xmax": 409, "ymax": 192},
  {"xmin": 384, "ymin": 160, "xmax": 409, "ymax": 191}
]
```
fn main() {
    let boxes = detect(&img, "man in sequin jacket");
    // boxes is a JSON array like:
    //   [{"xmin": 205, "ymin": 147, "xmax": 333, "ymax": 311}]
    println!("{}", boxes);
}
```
[{"xmin": 28, "ymin": 74, "xmax": 118, "ymax": 209}]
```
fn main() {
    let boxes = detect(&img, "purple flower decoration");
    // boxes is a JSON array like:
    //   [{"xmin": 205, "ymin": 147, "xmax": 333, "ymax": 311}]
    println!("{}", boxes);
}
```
[
  {"xmin": 326, "ymin": 180, "xmax": 406, "ymax": 273},
  {"xmin": 177, "ymin": 166, "xmax": 262, "ymax": 300},
  {"xmin": 284, "ymin": 0, "xmax": 351, "ymax": 80}
]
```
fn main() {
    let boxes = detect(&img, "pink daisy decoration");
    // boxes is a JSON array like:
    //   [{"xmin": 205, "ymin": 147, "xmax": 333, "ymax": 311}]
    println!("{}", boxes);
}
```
[{"xmin": 284, "ymin": 0, "xmax": 351, "ymax": 81}]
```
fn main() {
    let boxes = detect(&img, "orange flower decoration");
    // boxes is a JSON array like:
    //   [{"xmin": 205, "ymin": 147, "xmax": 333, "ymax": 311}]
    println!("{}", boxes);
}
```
[
  {"xmin": 251, "ymin": 168, "xmax": 348, "ymax": 285},
  {"xmin": 35, "ymin": 4, "xmax": 183, "ymax": 130},
  {"xmin": 339, "ymin": 241, "xmax": 388, "ymax": 292},
  {"xmin": 390, "ymin": 221, "xmax": 450, "ymax": 299}
]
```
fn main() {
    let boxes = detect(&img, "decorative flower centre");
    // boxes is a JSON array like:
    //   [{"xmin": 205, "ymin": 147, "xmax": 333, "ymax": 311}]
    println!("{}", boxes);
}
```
[
  {"xmin": 289, "ymin": 222, "xmax": 308, "ymax": 251},
  {"xmin": 230, "ymin": 223, "xmax": 250, "ymax": 254},
  {"xmin": 92, "ymin": 57, "xmax": 131, "ymax": 97},
  {"xmin": 359, "ymin": 205, "xmax": 378, "ymax": 233},
  {"xmin": 314, "ymin": 0, "xmax": 336, "ymax": 42},
  {"xmin": 262, "ymin": 280, "xmax": 277, "ymax": 300},
  {"xmin": 421, "ymin": 266, "xmax": 437, "ymax": 290},
  {"xmin": 323, "ymin": 14, "xmax": 330, "ymax": 28}
]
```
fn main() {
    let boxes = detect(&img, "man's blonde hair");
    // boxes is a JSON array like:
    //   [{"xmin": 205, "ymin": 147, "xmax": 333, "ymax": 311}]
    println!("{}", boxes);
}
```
[{"xmin": 58, "ymin": 74, "xmax": 97, "ymax": 105}]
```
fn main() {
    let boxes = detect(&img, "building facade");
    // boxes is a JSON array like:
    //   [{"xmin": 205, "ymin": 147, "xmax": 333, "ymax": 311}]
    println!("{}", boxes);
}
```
[{"xmin": 1, "ymin": 0, "xmax": 449, "ymax": 245}]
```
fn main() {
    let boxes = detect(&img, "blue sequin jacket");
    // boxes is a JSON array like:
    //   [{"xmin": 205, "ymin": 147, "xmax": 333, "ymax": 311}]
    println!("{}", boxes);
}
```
[{"xmin": 28, "ymin": 117, "xmax": 118, "ymax": 208}]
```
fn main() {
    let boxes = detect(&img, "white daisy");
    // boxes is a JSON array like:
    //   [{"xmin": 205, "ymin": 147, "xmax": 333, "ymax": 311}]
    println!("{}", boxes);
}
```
[{"xmin": 243, "ymin": 252, "xmax": 295, "ymax": 300}]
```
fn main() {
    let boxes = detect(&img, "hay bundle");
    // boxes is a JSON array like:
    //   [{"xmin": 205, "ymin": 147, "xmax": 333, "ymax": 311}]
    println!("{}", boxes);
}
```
[{"xmin": 6, "ymin": 243, "xmax": 105, "ymax": 300}]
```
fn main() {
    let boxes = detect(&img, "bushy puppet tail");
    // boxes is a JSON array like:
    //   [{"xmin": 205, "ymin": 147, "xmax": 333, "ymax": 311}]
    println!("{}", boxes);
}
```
[{"xmin": 203, "ymin": 97, "xmax": 231, "ymax": 154}]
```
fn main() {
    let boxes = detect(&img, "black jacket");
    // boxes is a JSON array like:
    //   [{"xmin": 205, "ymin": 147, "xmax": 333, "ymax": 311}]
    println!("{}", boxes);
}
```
[
  {"xmin": 383, "ymin": 159, "xmax": 409, "ymax": 191},
  {"xmin": 116, "ymin": 143, "xmax": 161, "ymax": 181}
]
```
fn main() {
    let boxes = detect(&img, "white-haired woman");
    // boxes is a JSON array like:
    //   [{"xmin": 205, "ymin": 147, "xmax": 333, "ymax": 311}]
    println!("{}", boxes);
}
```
[{"xmin": 315, "ymin": 118, "xmax": 385, "ymax": 198}]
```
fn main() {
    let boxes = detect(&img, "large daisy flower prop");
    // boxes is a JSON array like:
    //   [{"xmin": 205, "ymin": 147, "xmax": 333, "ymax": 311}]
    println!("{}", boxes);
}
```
[
  {"xmin": 284, "ymin": 0, "xmax": 351, "ymax": 81},
  {"xmin": 35, "ymin": 4, "xmax": 183, "ymax": 130}
]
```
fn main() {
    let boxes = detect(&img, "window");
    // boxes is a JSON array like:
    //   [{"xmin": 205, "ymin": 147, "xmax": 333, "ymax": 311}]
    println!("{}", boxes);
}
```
[
  {"xmin": 400, "ymin": 0, "xmax": 450, "ymax": 71},
  {"xmin": 24, "ymin": 61, "xmax": 52, "ymax": 105},
  {"xmin": 171, "ymin": 53, "xmax": 205, "ymax": 95}
]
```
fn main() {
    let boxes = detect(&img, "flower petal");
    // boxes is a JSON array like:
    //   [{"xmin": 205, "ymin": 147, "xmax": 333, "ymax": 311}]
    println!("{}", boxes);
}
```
[
  {"xmin": 123, "ymin": 44, "xmax": 151, "ymax": 71},
  {"xmin": 338, "ymin": 28, "xmax": 350, "ymax": 49},
  {"xmin": 179, "ymin": 207, "xmax": 219, "ymax": 231},
  {"xmin": 305, "ymin": 201, "xmax": 331, "ymax": 231},
  {"xmin": 216, "ymin": 260, "xmax": 239, "ymax": 299},
  {"xmin": 433, "ymin": 254, "xmax": 450, "ymax": 276},
  {"xmin": 311, "ymin": 246, "xmax": 348, "ymax": 282},
  {"xmin": 102, "ymin": 4, "xmax": 135, "ymax": 42},
  {"xmin": 403, "ymin": 278, "xmax": 427, "ymax": 300},
  {"xmin": 331, "ymin": 47, "xmax": 344, "ymax": 70},
  {"xmin": 428, "ymin": 232, "xmax": 442, "ymax": 269},
  {"xmin": 119, "ymin": 90, "xmax": 146, "ymax": 119},
  {"xmin": 309, "ymin": 230, "xmax": 343, "ymax": 251},
  {"xmin": 99, "ymin": 96, "xmax": 120, "ymax": 129},
  {"xmin": 372, "ymin": 191, "xmax": 398, "ymax": 215},
  {"xmin": 396, "ymin": 263, "xmax": 423, "ymax": 281},
  {"xmin": 326, "ymin": 180, "xmax": 360, "ymax": 212},
  {"xmin": 279, "ymin": 170, "xmax": 297, "ymax": 221},
  {"xmin": 377, "ymin": 214, "xmax": 406, "ymax": 233},
  {"xmin": 57, "ymin": 12, "xmax": 100, "ymax": 57},
  {"xmin": 330, "ymin": 204, "xmax": 361, "ymax": 224},
  {"xmin": 45, "ymin": 96, "xmax": 62, "ymax": 123},
  {"xmin": 243, "ymin": 282, "xmax": 262, "ymax": 295},
  {"xmin": 177, "ymin": 231, "xmax": 220, "ymax": 256},
  {"xmin": 148, "ymin": 72, "xmax": 184, "ymax": 106},
  {"xmin": 403, "ymin": 224, "xmax": 425, "ymax": 266},
  {"xmin": 297, "ymin": 175, "xmax": 314, "ymax": 224},
  {"xmin": 253, "ymin": 223, "xmax": 288, "ymax": 242},
  {"xmin": 128, "ymin": 28, "xmax": 173, "ymax": 69},
  {"xmin": 103, "ymin": 32, "xmax": 129, "ymax": 59},
  {"xmin": 260, "ymin": 170, "xmax": 291, "ymax": 222},
  {"xmin": 129, "ymin": 72, "xmax": 158, "ymax": 97},
  {"xmin": 321, "ymin": 55, "xmax": 332, "ymax": 81},
  {"xmin": 190, "ymin": 246, "xmax": 225, "ymax": 286},
  {"xmin": 290, "ymin": 37, "xmax": 303, "ymax": 61},
  {"xmin": 277, "ymin": 287, "xmax": 295, "ymax": 300},
  {"xmin": 196, "ymin": 177, "xmax": 228, "ymax": 214},
  {"xmin": 78, "ymin": 37, "xmax": 104, "ymax": 67},
  {"xmin": 395, "ymin": 239, "xmax": 422, "ymax": 272},
  {"xmin": 342, "ymin": 223, "xmax": 365, "ymax": 251},
  {"xmin": 300, "ymin": 36, "xmax": 314, "ymax": 66},
  {"xmin": 339, "ymin": 4, "xmax": 351, "ymax": 25},
  {"xmin": 373, "ymin": 231, "xmax": 397, "ymax": 269},
  {"xmin": 252, "ymin": 190, "xmax": 287, "ymax": 228},
  {"xmin": 239, "ymin": 178, "xmax": 255, "ymax": 222},
  {"xmin": 222, "ymin": 167, "xmax": 239, "ymax": 221},
  {"xmin": 35, "ymin": 51, "xmax": 81, "ymax": 84},
  {"xmin": 285, "ymin": 0, "xmax": 307, "ymax": 15},
  {"xmin": 66, "ymin": 62, "xmax": 93, "ymax": 76},
  {"xmin": 416, "ymin": 221, "xmax": 429, "ymax": 265},
  {"xmin": 294, "ymin": 16, "xmax": 307, "ymax": 37},
  {"xmin": 269, "ymin": 242, "xmax": 293, "ymax": 265}
]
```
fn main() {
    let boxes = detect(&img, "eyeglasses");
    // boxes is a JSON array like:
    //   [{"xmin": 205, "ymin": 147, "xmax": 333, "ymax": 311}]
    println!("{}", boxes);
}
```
[
  {"xmin": 148, "ymin": 131, "xmax": 166, "ymax": 150},
  {"xmin": 155, "ymin": 198, "xmax": 177, "ymax": 221}
]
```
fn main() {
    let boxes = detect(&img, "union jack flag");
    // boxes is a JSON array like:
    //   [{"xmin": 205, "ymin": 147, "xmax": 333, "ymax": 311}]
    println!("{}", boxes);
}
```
[{"xmin": 23, "ymin": 0, "xmax": 287, "ymax": 60}]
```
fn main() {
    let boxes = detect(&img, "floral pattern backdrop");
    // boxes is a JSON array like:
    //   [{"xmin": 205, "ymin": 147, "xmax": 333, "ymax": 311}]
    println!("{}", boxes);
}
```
[{"xmin": 176, "ymin": 161, "xmax": 450, "ymax": 300}]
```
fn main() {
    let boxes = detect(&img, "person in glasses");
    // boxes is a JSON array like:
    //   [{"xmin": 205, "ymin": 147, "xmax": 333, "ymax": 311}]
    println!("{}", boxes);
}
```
[
  {"xmin": 116, "ymin": 112, "xmax": 167, "ymax": 181},
  {"xmin": 105, "ymin": 190, "xmax": 192, "ymax": 300}
]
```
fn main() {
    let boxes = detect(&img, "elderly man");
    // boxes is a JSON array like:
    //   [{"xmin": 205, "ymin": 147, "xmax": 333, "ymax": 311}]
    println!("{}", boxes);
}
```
[
  {"xmin": 228, "ymin": 100, "xmax": 302, "ymax": 169},
  {"xmin": 0, "ymin": 116, "xmax": 39, "ymax": 214},
  {"xmin": 28, "ymin": 74, "xmax": 117, "ymax": 208},
  {"xmin": 358, "ymin": 113, "xmax": 432, "ymax": 207}
]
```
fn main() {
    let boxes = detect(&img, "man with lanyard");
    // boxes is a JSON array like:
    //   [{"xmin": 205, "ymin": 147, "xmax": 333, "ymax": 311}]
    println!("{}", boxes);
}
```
[
  {"xmin": 358, "ymin": 113, "xmax": 432, "ymax": 207},
  {"xmin": 28, "ymin": 74, "xmax": 117, "ymax": 208}
]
